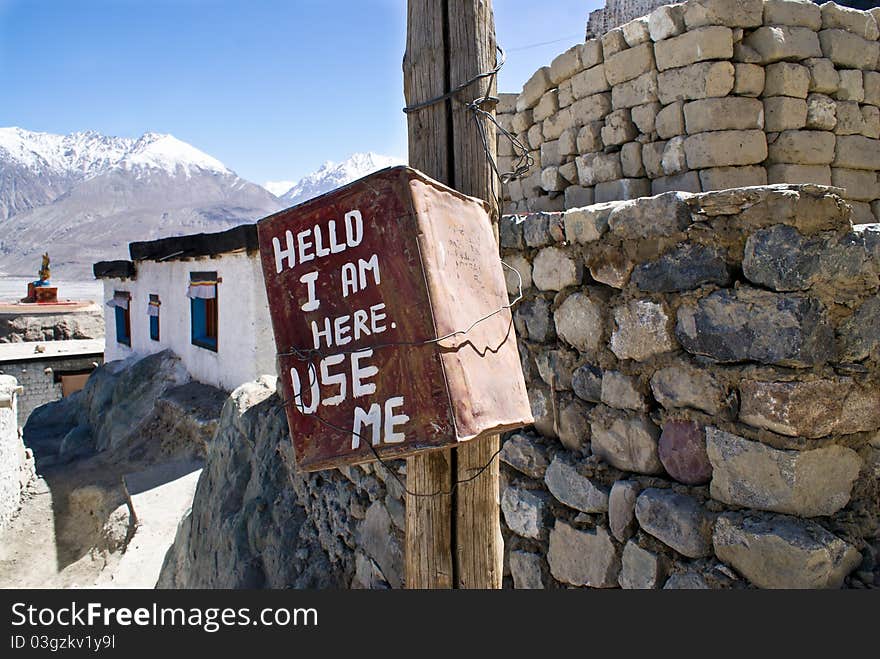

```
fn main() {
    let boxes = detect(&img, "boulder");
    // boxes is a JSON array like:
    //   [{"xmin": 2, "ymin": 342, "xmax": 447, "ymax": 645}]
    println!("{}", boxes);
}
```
[
  {"xmin": 682, "ymin": 0, "xmax": 763, "ymax": 29},
  {"xmin": 706, "ymin": 428, "xmax": 862, "ymax": 516},
  {"xmin": 699, "ymin": 166, "xmax": 768, "ymax": 191},
  {"xmin": 600, "ymin": 371, "xmax": 647, "ymax": 411},
  {"xmin": 609, "ymin": 480, "xmax": 640, "ymax": 542},
  {"xmin": 820, "ymin": 3, "xmax": 880, "ymax": 40},
  {"xmin": 549, "ymin": 44, "xmax": 583, "ymax": 85},
  {"xmin": 742, "ymin": 26, "xmax": 822, "ymax": 63},
  {"xmin": 518, "ymin": 66, "xmax": 552, "ymax": 112},
  {"xmin": 806, "ymin": 57, "xmax": 840, "ymax": 94},
  {"xmin": 763, "ymin": 1, "xmax": 821, "ymax": 30},
  {"xmin": 572, "ymin": 364, "xmax": 603, "ymax": 403},
  {"xmin": 658, "ymin": 62, "xmax": 735, "ymax": 104},
  {"xmin": 743, "ymin": 224, "xmax": 876, "ymax": 292},
  {"xmin": 649, "ymin": 4, "xmax": 686, "ymax": 41},
  {"xmin": 683, "ymin": 97, "xmax": 764, "ymax": 133},
  {"xmin": 82, "ymin": 350, "xmax": 191, "ymax": 453},
  {"xmin": 544, "ymin": 457, "xmax": 609, "ymax": 513},
  {"xmin": 547, "ymin": 522, "xmax": 621, "ymax": 587},
  {"xmin": 563, "ymin": 201, "xmax": 617, "ymax": 243},
  {"xmin": 536, "ymin": 348, "xmax": 578, "ymax": 391},
  {"xmin": 158, "ymin": 377, "xmax": 374, "ymax": 589},
  {"xmin": 683, "ymin": 130, "xmax": 768, "ymax": 168},
  {"xmin": 590, "ymin": 410, "xmax": 663, "ymax": 475},
  {"xmin": 713, "ymin": 514, "xmax": 862, "ymax": 588},
  {"xmin": 515, "ymin": 296, "xmax": 555, "ymax": 343},
  {"xmin": 631, "ymin": 243, "xmax": 731, "ymax": 292},
  {"xmin": 619, "ymin": 541, "xmax": 666, "ymax": 589},
  {"xmin": 611, "ymin": 71, "xmax": 659, "ymax": 110},
  {"xmin": 764, "ymin": 96, "xmax": 807, "ymax": 131},
  {"xmin": 675, "ymin": 287, "xmax": 835, "ymax": 367},
  {"xmin": 553, "ymin": 292, "xmax": 605, "ymax": 355},
  {"xmin": 733, "ymin": 63, "xmax": 765, "ymax": 97},
  {"xmin": 509, "ymin": 550, "xmax": 545, "ymax": 589},
  {"xmin": 635, "ymin": 488, "xmax": 715, "ymax": 558},
  {"xmin": 818, "ymin": 29, "xmax": 879, "ymax": 70},
  {"xmin": 532, "ymin": 246, "xmax": 581, "ymax": 291},
  {"xmin": 605, "ymin": 42, "xmax": 655, "ymax": 85},
  {"xmin": 607, "ymin": 190, "xmax": 693, "ymax": 240},
  {"xmin": 738, "ymin": 377, "xmax": 880, "ymax": 437},
  {"xmin": 501, "ymin": 486, "xmax": 548, "ymax": 539},
  {"xmin": 659, "ymin": 420, "xmax": 713, "ymax": 486},
  {"xmin": 500, "ymin": 433, "xmax": 549, "ymax": 480},
  {"xmin": 650, "ymin": 363, "xmax": 728, "ymax": 415},
  {"xmin": 610, "ymin": 300, "xmax": 677, "ymax": 362},
  {"xmin": 571, "ymin": 66, "xmax": 610, "ymax": 99},
  {"xmin": 839, "ymin": 296, "xmax": 880, "ymax": 361},
  {"xmin": 656, "ymin": 101, "xmax": 685, "ymax": 138},
  {"xmin": 595, "ymin": 179, "xmax": 652, "ymax": 202},
  {"xmin": 557, "ymin": 398, "xmax": 592, "ymax": 453},
  {"xmin": 654, "ymin": 26, "xmax": 733, "ymax": 71},
  {"xmin": 767, "ymin": 130, "xmax": 836, "ymax": 165},
  {"xmin": 663, "ymin": 572, "xmax": 710, "ymax": 589}
]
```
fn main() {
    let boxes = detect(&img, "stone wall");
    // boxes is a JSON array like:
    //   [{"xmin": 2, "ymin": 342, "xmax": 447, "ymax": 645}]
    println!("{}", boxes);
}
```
[
  {"xmin": 0, "ymin": 375, "xmax": 26, "ymax": 531},
  {"xmin": 587, "ymin": 0, "xmax": 673, "ymax": 38},
  {"xmin": 498, "ymin": 0, "xmax": 880, "ymax": 224},
  {"xmin": 497, "ymin": 183, "xmax": 879, "ymax": 589},
  {"xmin": 0, "ymin": 354, "xmax": 102, "ymax": 425},
  {"xmin": 0, "ymin": 305, "xmax": 104, "ymax": 343},
  {"xmin": 158, "ymin": 376, "xmax": 405, "ymax": 589}
]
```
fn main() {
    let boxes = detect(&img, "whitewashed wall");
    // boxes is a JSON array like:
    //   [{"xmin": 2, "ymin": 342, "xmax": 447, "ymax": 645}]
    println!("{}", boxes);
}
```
[
  {"xmin": 0, "ymin": 375, "xmax": 23, "ymax": 531},
  {"xmin": 102, "ymin": 251, "xmax": 276, "ymax": 391}
]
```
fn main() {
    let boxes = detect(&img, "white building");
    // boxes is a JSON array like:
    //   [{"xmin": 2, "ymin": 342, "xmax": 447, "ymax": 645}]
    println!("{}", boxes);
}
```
[{"xmin": 93, "ymin": 225, "xmax": 276, "ymax": 391}]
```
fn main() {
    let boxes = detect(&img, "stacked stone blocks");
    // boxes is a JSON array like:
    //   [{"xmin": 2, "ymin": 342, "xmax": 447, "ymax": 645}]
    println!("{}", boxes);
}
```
[{"xmin": 496, "ymin": 1, "xmax": 880, "ymax": 223}]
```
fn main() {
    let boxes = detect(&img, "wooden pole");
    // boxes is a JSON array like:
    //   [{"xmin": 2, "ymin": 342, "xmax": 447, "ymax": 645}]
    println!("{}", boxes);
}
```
[{"xmin": 403, "ymin": 0, "xmax": 501, "ymax": 589}]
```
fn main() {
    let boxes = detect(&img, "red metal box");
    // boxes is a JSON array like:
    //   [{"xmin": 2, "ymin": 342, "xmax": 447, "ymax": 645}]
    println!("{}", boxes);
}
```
[{"xmin": 257, "ymin": 166, "xmax": 532, "ymax": 471}]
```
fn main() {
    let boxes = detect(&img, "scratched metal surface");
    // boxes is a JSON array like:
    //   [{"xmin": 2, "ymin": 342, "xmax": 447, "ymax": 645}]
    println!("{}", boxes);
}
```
[
  {"xmin": 257, "ymin": 166, "xmax": 531, "ymax": 472},
  {"xmin": 410, "ymin": 176, "xmax": 534, "ymax": 442}
]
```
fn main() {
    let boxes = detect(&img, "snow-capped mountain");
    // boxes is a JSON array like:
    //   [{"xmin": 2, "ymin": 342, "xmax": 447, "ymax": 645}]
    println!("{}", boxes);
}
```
[
  {"xmin": 272, "ymin": 152, "xmax": 405, "ymax": 206},
  {"xmin": 0, "ymin": 127, "xmax": 282, "ymax": 278},
  {"xmin": 262, "ymin": 180, "xmax": 296, "ymax": 197}
]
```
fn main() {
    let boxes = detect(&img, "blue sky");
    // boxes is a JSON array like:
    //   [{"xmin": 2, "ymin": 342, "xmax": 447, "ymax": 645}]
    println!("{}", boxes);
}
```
[{"xmin": 0, "ymin": 0, "xmax": 599, "ymax": 185}]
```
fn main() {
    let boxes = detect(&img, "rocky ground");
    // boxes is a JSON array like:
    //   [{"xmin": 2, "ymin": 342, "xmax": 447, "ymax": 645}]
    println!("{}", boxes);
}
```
[
  {"xmin": 1, "ymin": 349, "xmax": 404, "ymax": 589},
  {"xmin": 158, "ymin": 376, "xmax": 406, "ymax": 589},
  {"xmin": 0, "ymin": 350, "xmax": 224, "ymax": 588}
]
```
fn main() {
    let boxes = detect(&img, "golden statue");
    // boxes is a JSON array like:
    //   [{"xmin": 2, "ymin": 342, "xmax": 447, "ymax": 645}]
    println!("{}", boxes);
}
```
[{"xmin": 39, "ymin": 253, "xmax": 50, "ymax": 283}]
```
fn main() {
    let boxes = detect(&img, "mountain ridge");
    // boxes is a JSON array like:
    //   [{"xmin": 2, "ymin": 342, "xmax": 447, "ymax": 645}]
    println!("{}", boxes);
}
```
[
  {"xmin": 272, "ymin": 152, "xmax": 404, "ymax": 206},
  {"xmin": 0, "ymin": 128, "xmax": 403, "ymax": 279},
  {"xmin": 0, "ymin": 127, "xmax": 280, "ymax": 278}
]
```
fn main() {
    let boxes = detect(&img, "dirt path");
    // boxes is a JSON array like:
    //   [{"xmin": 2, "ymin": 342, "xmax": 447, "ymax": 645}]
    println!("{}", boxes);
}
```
[
  {"xmin": 0, "ymin": 477, "xmax": 59, "ymax": 587},
  {"xmin": 0, "ymin": 458, "xmax": 201, "ymax": 589}
]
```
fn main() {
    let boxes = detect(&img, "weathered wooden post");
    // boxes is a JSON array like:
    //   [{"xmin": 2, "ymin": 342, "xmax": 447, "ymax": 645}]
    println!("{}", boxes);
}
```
[{"xmin": 403, "ymin": 0, "xmax": 502, "ymax": 589}]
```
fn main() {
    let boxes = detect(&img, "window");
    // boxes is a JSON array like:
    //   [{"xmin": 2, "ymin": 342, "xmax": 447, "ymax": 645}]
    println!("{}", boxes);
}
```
[
  {"xmin": 53, "ymin": 367, "xmax": 97, "ymax": 397},
  {"xmin": 148, "ymin": 294, "xmax": 160, "ymax": 341},
  {"xmin": 107, "ymin": 291, "xmax": 131, "ymax": 346},
  {"xmin": 188, "ymin": 272, "xmax": 218, "ymax": 351}
]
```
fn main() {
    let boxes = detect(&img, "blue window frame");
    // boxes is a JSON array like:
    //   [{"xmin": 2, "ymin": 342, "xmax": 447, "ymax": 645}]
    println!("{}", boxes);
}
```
[
  {"xmin": 148, "ymin": 294, "xmax": 160, "ymax": 341},
  {"xmin": 114, "ymin": 296, "xmax": 131, "ymax": 346},
  {"xmin": 189, "ymin": 272, "xmax": 218, "ymax": 351}
]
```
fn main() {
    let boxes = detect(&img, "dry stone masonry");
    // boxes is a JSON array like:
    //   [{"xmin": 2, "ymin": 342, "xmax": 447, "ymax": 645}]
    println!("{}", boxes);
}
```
[
  {"xmin": 498, "ymin": 183, "xmax": 880, "ymax": 589},
  {"xmin": 497, "ymin": 1, "xmax": 880, "ymax": 224}
]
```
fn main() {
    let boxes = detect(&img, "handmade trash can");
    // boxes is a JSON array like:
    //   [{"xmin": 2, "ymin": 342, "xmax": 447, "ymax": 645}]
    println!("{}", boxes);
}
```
[{"xmin": 257, "ymin": 166, "xmax": 532, "ymax": 471}]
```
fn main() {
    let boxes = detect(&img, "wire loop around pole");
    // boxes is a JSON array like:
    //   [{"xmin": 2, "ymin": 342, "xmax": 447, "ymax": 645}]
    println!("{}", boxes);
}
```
[
  {"xmin": 402, "ymin": 44, "xmax": 533, "ymax": 204},
  {"xmin": 276, "ymin": 42, "xmax": 533, "ymax": 496}
]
